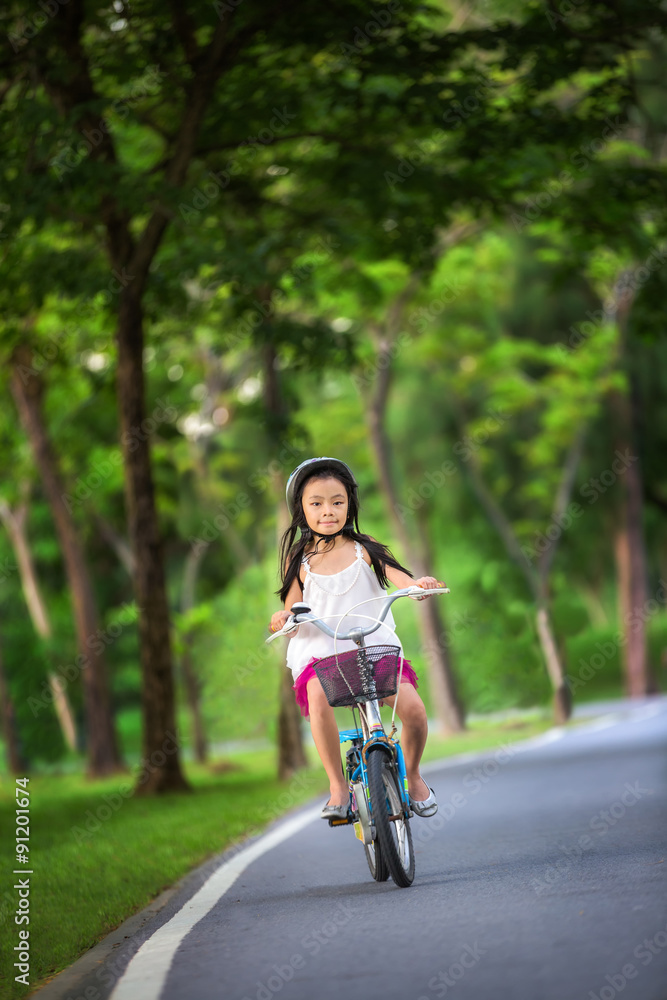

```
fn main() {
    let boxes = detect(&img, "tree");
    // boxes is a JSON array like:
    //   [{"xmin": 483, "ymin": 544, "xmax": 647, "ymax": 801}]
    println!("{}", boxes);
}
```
[
  {"xmin": 10, "ymin": 345, "xmax": 124, "ymax": 775},
  {"xmin": 353, "ymin": 268, "xmax": 466, "ymax": 732},
  {"xmin": 402, "ymin": 227, "xmax": 629, "ymax": 720},
  {"xmin": 0, "ymin": 491, "xmax": 77, "ymax": 751}
]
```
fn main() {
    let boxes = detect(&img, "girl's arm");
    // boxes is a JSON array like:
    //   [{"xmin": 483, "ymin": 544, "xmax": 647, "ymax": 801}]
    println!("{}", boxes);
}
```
[
  {"xmin": 385, "ymin": 565, "xmax": 446, "ymax": 596},
  {"xmin": 269, "ymin": 562, "xmax": 303, "ymax": 632},
  {"xmin": 366, "ymin": 537, "xmax": 445, "ymax": 596}
]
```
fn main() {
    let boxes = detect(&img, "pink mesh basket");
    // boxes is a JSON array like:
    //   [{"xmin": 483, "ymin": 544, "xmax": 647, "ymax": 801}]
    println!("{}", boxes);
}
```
[{"xmin": 312, "ymin": 645, "xmax": 401, "ymax": 707}]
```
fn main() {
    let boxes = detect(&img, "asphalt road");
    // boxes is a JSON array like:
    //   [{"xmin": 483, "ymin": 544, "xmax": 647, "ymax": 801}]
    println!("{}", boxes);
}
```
[{"xmin": 39, "ymin": 698, "xmax": 667, "ymax": 1000}]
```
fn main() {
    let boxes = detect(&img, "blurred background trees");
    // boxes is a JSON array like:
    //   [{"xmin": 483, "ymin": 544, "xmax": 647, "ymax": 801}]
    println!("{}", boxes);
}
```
[{"xmin": 1, "ymin": 0, "xmax": 666, "ymax": 788}]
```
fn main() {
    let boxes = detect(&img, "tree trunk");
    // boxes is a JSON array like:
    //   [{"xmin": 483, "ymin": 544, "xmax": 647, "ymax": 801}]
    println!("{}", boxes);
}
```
[
  {"xmin": 274, "ymin": 461, "xmax": 308, "ymax": 779},
  {"xmin": 95, "ymin": 510, "xmax": 209, "ymax": 763},
  {"xmin": 181, "ymin": 640, "xmax": 207, "ymax": 764},
  {"xmin": 277, "ymin": 663, "xmax": 308, "ymax": 780},
  {"xmin": 0, "ymin": 640, "xmax": 27, "ymax": 774},
  {"xmin": 535, "ymin": 605, "xmax": 572, "ymax": 723},
  {"xmin": 608, "ymin": 270, "xmax": 653, "ymax": 696},
  {"xmin": 364, "ymin": 320, "xmax": 465, "ymax": 733},
  {"xmin": 413, "ymin": 508, "xmax": 466, "ymax": 731},
  {"xmin": 116, "ymin": 294, "xmax": 190, "ymax": 793},
  {"xmin": 532, "ymin": 428, "xmax": 587, "ymax": 718},
  {"xmin": 180, "ymin": 543, "xmax": 209, "ymax": 764},
  {"xmin": 612, "ymin": 451, "xmax": 653, "ymax": 695},
  {"xmin": 260, "ymin": 333, "xmax": 307, "ymax": 779},
  {"xmin": 461, "ymin": 425, "xmax": 572, "ymax": 722},
  {"xmin": 28, "ymin": 7, "xmax": 240, "ymax": 791},
  {"xmin": 0, "ymin": 497, "xmax": 77, "ymax": 752},
  {"xmin": 10, "ymin": 347, "xmax": 123, "ymax": 776}
]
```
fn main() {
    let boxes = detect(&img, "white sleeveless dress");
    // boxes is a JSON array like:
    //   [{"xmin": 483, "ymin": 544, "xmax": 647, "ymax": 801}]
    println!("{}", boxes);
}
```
[{"xmin": 286, "ymin": 539, "xmax": 402, "ymax": 681}]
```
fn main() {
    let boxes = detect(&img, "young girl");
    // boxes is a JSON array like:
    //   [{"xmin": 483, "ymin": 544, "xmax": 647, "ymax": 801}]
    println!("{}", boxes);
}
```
[{"xmin": 269, "ymin": 456, "xmax": 445, "ymax": 821}]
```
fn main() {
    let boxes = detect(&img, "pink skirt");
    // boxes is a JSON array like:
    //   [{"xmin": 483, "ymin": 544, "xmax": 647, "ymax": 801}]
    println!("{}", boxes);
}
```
[{"xmin": 292, "ymin": 655, "xmax": 419, "ymax": 719}]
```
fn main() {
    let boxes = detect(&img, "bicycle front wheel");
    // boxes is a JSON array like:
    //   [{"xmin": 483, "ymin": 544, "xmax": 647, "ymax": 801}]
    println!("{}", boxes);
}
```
[
  {"xmin": 366, "ymin": 747, "xmax": 415, "ymax": 887},
  {"xmin": 364, "ymin": 833, "xmax": 389, "ymax": 882}
]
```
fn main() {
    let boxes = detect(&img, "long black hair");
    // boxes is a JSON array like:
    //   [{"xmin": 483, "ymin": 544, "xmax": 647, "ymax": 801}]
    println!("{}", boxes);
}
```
[{"xmin": 276, "ymin": 463, "xmax": 413, "ymax": 603}]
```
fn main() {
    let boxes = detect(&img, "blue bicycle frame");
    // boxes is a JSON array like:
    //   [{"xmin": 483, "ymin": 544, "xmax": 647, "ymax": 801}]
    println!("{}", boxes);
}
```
[{"xmin": 337, "ymin": 727, "xmax": 411, "ymax": 842}]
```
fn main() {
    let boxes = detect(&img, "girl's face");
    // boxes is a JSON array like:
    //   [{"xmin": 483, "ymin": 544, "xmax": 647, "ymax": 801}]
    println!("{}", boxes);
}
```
[{"xmin": 301, "ymin": 476, "xmax": 349, "ymax": 536}]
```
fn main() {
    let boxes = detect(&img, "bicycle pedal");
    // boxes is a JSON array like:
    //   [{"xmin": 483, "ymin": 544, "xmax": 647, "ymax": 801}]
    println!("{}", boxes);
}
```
[{"xmin": 328, "ymin": 812, "xmax": 355, "ymax": 827}]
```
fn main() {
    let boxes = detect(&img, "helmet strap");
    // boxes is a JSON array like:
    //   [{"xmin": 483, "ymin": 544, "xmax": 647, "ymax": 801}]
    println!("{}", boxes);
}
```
[{"xmin": 308, "ymin": 524, "xmax": 350, "ymax": 542}]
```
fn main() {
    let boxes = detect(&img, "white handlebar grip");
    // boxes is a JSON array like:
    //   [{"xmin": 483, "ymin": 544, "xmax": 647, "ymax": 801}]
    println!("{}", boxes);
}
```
[
  {"xmin": 408, "ymin": 585, "xmax": 450, "ymax": 599},
  {"xmin": 265, "ymin": 620, "xmax": 299, "ymax": 643}
]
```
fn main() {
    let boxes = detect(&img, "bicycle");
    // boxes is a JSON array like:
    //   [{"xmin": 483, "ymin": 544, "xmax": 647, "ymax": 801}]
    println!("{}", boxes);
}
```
[{"xmin": 266, "ymin": 584, "xmax": 449, "ymax": 888}]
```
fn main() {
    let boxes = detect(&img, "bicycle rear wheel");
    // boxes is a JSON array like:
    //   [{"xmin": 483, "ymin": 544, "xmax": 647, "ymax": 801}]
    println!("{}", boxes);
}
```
[{"xmin": 366, "ymin": 747, "xmax": 415, "ymax": 887}]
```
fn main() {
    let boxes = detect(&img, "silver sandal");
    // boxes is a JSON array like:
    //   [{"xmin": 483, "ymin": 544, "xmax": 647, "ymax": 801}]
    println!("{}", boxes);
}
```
[
  {"xmin": 321, "ymin": 800, "xmax": 349, "ymax": 820},
  {"xmin": 409, "ymin": 784, "xmax": 438, "ymax": 818}
]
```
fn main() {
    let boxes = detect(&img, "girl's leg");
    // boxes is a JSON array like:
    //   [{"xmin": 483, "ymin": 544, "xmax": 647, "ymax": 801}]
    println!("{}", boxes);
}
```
[
  {"xmin": 382, "ymin": 683, "xmax": 430, "ymax": 801},
  {"xmin": 306, "ymin": 677, "xmax": 349, "ymax": 806}
]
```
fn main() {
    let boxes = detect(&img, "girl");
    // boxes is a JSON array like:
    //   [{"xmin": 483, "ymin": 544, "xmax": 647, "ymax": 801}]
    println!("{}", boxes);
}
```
[{"xmin": 269, "ymin": 456, "xmax": 445, "ymax": 821}]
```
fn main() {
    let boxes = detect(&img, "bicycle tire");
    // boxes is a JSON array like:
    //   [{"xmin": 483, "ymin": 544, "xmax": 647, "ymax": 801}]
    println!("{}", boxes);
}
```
[
  {"xmin": 364, "ymin": 832, "xmax": 389, "ymax": 882},
  {"xmin": 347, "ymin": 749, "xmax": 389, "ymax": 882},
  {"xmin": 366, "ymin": 747, "xmax": 415, "ymax": 887}
]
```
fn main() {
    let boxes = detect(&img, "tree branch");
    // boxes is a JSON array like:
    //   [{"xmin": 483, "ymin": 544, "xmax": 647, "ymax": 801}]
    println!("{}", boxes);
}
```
[
  {"xmin": 168, "ymin": 0, "xmax": 199, "ymax": 68},
  {"xmin": 463, "ymin": 449, "xmax": 539, "ymax": 599},
  {"xmin": 127, "ymin": 11, "xmax": 267, "ymax": 293},
  {"xmin": 94, "ymin": 514, "xmax": 136, "ymax": 576},
  {"xmin": 536, "ymin": 424, "xmax": 587, "ymax": 585},
  {"xmin": 33, "ymin": 0, "xmax": 134, "ymax": 266}
]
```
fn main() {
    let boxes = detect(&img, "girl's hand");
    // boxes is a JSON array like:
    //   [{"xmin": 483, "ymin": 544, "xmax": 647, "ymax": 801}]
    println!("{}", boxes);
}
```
[
  {"xmin": 269, "ymin": 609, "xmax": 291, "ymax": 634},
  {"xmin": 413, "ymin": 576, "xmax": 446, "ymax": 599}
]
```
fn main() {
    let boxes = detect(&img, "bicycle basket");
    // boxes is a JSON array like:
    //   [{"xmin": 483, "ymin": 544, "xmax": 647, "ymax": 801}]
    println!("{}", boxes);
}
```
[{"xmin": 312, "ymin": 645, "xmax": 401, "ymax": 708}]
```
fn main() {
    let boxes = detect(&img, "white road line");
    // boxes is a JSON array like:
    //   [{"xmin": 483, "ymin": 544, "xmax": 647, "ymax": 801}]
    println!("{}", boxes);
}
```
[
  {"xmin": 109, "ymin": 805, "xmax": 322, "ymax": 1000},
  {"xmin": 513, "ymin": 701, "xmax": 667, "ymax": 746},
  {"xmin": 581, "ymin": 714, "xmax": 625, "ymax": 732},
  {"xmin": 629, "ymin": 702, "xmax": 665, "ymax": 722},
  {"xmin": 515, "ymin": 727, "xmax": 568, "ymax": 749}
]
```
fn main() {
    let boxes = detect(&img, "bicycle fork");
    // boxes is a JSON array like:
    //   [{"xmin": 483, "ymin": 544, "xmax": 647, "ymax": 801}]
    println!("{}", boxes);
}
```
[{"xmin": 333, "ymin": 729, "xmax": 412, "ymax": 839}]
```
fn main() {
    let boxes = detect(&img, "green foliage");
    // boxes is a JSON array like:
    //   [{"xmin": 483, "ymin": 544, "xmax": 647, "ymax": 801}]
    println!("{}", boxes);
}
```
[
  {"xmin": 1, "ymin": 596, "xmax": 66, "ymax": 766},
  {"xmin": 182, "ymin": 561, "xmax": 281, "ymax": 743},
  {"xmin": 1, "ymin": 0, "xmax": 666, "ymax": 773}
]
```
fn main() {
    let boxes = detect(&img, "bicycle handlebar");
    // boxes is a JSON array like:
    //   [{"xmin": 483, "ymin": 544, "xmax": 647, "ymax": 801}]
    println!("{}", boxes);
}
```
[{"xmin": 265, "ymin": 585, "xmax": 449, "ymax": 644}]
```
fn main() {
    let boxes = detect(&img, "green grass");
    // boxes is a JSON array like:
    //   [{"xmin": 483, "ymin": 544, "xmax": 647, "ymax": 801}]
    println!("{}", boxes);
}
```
[
  {"xmin": 421, "ymin": 713, "xmax": 555, "ymax": 764},
  {"xmin": 0, "ymin": 714, "xmax": 558, "ymax": 1000},
  {"xmin": 0, "ymin": 748, "xmax": 328, "ymax": 1000}
]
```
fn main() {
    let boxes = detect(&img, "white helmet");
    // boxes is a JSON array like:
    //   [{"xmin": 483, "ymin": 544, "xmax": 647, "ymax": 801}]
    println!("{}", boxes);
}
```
[{"xmin": 285, "ymin": 457, "xmax": 357, "ymax": 518}]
